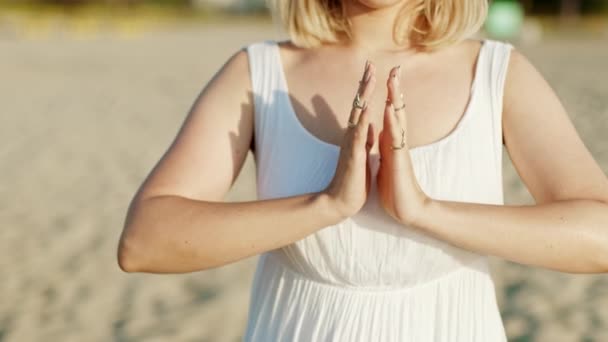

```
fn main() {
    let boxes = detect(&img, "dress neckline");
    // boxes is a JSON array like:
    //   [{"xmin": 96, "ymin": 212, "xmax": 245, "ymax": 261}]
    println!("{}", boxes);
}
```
[{"xmin": 273, "ymin": 39, "xmax": 487, "ymax": 154}]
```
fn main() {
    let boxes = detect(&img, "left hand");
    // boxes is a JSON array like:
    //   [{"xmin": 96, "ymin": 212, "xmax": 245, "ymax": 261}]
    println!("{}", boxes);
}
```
[{"xmin": 376, "ymin": 65, "xmax": 430, "ymax": 226}]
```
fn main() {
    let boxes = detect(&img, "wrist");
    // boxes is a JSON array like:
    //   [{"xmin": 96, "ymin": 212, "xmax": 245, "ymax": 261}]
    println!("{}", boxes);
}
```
[
  {"xmin": 406, "ymin": 194, "xmax": 435, "ymax": 228},
  {"xmin": 314, "ymin": 191, "xmax": 349, "ymax": 225}
]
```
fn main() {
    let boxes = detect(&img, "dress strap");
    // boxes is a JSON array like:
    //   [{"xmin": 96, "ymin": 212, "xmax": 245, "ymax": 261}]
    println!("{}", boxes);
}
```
[
  {"xmin": 244, "ymin": 40, "xmax": 283, "ymax": 157},
  {"xmin": 245, "ymin": 40, "xmax": 280, "ymax": 103},
  {"xmin": 487, "ymin": 39, "xmax": 514, "ymax": 146}
]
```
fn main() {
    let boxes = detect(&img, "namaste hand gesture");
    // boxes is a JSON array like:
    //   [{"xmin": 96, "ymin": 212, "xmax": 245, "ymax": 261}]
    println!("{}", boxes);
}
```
[
  {"xmin": 376, "ymin": 65, "xmax": 430, "ymax": 226},
  {"xmin": 323, "ymin": 61, "xmax": 429, "ymax": 224}
]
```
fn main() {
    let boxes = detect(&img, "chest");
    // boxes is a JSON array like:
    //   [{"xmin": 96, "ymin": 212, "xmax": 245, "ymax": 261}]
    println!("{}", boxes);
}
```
[
  {"xmin": 283, "ymin": 58, "xmax": 477, "ymax": 152},
  {"xmin": 250, "ymin": 40, "xmax": 504, "ymax": 205},
  {"xmin": 255, "ymin": 91, "xmax": 502, "ymax": 206}
]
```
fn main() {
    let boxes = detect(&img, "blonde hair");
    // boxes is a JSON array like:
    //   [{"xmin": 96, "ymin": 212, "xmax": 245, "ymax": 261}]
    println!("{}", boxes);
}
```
[{"xmin": 266, "ymin": 0, "xmax": 488, "ymax": 51}]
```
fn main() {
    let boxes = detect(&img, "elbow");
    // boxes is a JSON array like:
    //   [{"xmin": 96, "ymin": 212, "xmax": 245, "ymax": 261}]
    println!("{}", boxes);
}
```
[
  {"xmin": 118, "ymin": 199, "xmax": 160, "ymax": 273},
  {"xmin": 117, "ymin": 245, "xmax": 137, "ymax": 273},
  {"xmin": 592, "ymin": 200, "xmax": 608, "ymax": 273},
  {"xmin": 597, "ymin": 245, "xmax": 608, "ymax": 274},
  {"xmin": 585, "ymin": 255, "xmax": 608, "ymax": 274},
  {"xmin": 117, "ymin": 230, "xmax": 147, "ymax": 273}
]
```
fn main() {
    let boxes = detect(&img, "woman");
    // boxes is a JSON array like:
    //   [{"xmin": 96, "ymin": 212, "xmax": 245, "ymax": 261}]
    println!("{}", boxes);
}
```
[{"xmin": 117, "ymin": 0, "xmax": 608, "ymax": 340}]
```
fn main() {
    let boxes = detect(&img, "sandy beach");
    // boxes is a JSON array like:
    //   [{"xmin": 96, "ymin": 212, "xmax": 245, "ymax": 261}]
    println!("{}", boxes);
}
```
[{"xmin": 1, "ymin": 19, "xmax": 607, "ymax": 341}]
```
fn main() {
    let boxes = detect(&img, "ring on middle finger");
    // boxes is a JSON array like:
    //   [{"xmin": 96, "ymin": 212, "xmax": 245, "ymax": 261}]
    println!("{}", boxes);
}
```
[{"xmin": 353, "ymin": 92, "xmax": 366, "ymax": 110}]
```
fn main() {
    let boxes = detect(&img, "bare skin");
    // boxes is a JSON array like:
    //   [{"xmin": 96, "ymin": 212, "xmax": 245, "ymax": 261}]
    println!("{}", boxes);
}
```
[
  {"xmin": 117, "ymin": 0, "xmax": 608, "ymax": 274},
  {"xmin": 116, "ymin": 47, "xmax": 377, "ymax": 273}
]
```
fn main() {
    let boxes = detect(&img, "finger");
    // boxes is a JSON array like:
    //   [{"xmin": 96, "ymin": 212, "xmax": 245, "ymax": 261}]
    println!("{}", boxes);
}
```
[
  {"xmin": 386, "ymin": 65, "xmax": 406, "ymax": 130},
  {"xmin": 353, "ymin": 101, "xmax": 372, "ymax": 149},
  {"xmin": 384, "ymin": 100, "xmax": 401, "ymax": 148},
  {"xmin": 378, "ymin": 127, "xmax": 386, "ymax": 160},
  {"xmin": 348, "ymin": 62, "xmax": 376, "ymax": 127}
]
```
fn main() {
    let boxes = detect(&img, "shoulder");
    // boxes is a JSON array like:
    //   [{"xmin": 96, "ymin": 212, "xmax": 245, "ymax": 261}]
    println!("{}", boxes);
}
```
[
  {"xmin": 241, "ymin": 39, "xmax": 305, "ymax": 70},
  {"xmin": 213, "ymin": 44, "xmax": 250, "ymax": 80},
  {"xmin": 471, "ymin": 38, "xmax": 540, "ymax": 111},
  {"xmin": 209, "ymin": 40, "xmax": 278, "ymax": 93},
  {"xmin": 481, "ymin": 38, "xmax": 530, "ymax": 81},
  {"xmin": 243, "ymin": 39, "xmax": 299, "ymax": 58},
  {"xmin": 224, "ymin": 49, "xmax": 249, "ymax": 77},
  {"xmin": 243, "ymin": 39, "xmax": 277, "ymax": 53},
  {"xmin": 192, "ymin": 42, "xmax": 263, "ymax": 111},
  {"xmin": 498, "ymin": 41, "xmax": 548, "ymax": 114},
  {"xmin": 502, "ymin": 41, "xmax": 537, "ymax": 84},
  {"xmin": 219, "ymin": 39, "xmax": 286, "ymax": 75},
  {"xmin": 498, "ymin": 40, "xmax": 566, "ymax": 147}
]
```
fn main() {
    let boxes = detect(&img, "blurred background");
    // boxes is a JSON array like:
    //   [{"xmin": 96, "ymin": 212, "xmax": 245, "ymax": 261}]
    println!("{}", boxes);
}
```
[{"xmin": 1, "ymin": 0, "xmax": 607, "ymax": 341}]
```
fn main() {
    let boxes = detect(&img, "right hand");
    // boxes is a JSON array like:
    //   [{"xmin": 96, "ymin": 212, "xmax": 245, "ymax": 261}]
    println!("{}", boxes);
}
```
[{"xmin": 323, "ymin": 60, "xmax": 377, "ymax": 219}]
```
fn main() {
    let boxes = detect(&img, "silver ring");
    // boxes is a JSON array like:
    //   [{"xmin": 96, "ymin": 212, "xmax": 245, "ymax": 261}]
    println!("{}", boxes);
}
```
[
  {"xmin": 352, "ymin": 93, "xmax": 366, "ymax": 110},
  {"xmin": 391, "ymin": 128, "xmax": 406, "ymax": 150},
  {"xmin": 393, "ymin": 103, "xmax": 406, "ymax": 112}
]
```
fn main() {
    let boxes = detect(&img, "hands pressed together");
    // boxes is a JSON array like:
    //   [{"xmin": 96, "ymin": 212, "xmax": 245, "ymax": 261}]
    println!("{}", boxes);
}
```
[{"xmin": 323, "ymin": 60, "xmax": 431, "ymax": 226}]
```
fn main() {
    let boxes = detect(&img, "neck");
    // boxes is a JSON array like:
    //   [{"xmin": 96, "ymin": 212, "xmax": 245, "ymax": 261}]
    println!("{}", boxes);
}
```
[{"xmin": 338, "ymin": 1, "xmax": 414, "ymax": 53}]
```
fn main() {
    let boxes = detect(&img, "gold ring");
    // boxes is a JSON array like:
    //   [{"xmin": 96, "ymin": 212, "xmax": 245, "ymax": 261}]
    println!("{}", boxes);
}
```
[
  {"xmin": 353, "ymin": 93, "xmax": 366, "ymax": 110},
  {"xmin": 391, "ymin": 128, "xmax": 406, "ymax": 150}
]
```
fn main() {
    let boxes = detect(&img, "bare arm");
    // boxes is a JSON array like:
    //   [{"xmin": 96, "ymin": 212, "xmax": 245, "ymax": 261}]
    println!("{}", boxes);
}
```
[
  {"xmin": 117, "ymin": 48, "xmax": 344, "ymax": 273},
  {"xmin": 120, "ymin": 192, "xmax": 341, "ymax": 273},
  {"xmin": 411, "ymin": 47, "xmax": 608, "ymax": 274},
  {"xmin": 117, "ymin": 46, "xmax": 376, "ymax": 274}
]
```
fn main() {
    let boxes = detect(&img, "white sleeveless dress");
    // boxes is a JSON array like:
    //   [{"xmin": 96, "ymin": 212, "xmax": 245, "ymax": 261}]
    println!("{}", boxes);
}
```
[{"xmin": 242, "ymin": 38, "xmax": 513, "ymax": 341}]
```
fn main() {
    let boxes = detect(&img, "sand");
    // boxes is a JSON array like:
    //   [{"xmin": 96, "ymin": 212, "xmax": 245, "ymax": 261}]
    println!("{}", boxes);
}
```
[{"xmin": 1, "ymin": 19, "xmax": 607, "ymax": 341}]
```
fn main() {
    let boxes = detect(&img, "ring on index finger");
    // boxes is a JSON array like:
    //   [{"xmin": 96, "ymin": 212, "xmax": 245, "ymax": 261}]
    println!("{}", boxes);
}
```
[{"xmin": 352, "ymin": 92, "xmax": 366, "ymax": 110}]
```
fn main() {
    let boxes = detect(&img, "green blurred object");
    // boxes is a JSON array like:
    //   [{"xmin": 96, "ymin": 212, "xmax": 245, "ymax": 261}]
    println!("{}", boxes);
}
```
[{"xmin": 485, "ymin": 0, "xmax": 525, "ymax": 40}]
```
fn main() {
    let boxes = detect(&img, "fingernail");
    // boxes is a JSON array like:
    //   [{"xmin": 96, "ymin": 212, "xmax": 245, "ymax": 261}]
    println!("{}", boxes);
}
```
[{"xmin": 365, "ymin": 66, "xmax": 373, "ymax": 82}]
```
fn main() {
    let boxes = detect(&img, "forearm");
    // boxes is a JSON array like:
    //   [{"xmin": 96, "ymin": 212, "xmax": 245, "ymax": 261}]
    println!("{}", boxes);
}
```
[
  {"xmin": 118, "ymin": 192, "xmax": 343, "ymax": 273},
  {"xmin": 412, "ymin": 198, "xmax": 608, "ymax": 273}
]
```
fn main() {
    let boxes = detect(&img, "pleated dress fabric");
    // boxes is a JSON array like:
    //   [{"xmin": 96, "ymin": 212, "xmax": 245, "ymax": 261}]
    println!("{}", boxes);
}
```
[{"xmin": 242, "ymin": 38, "xmax": 513, "ymax": 341}]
